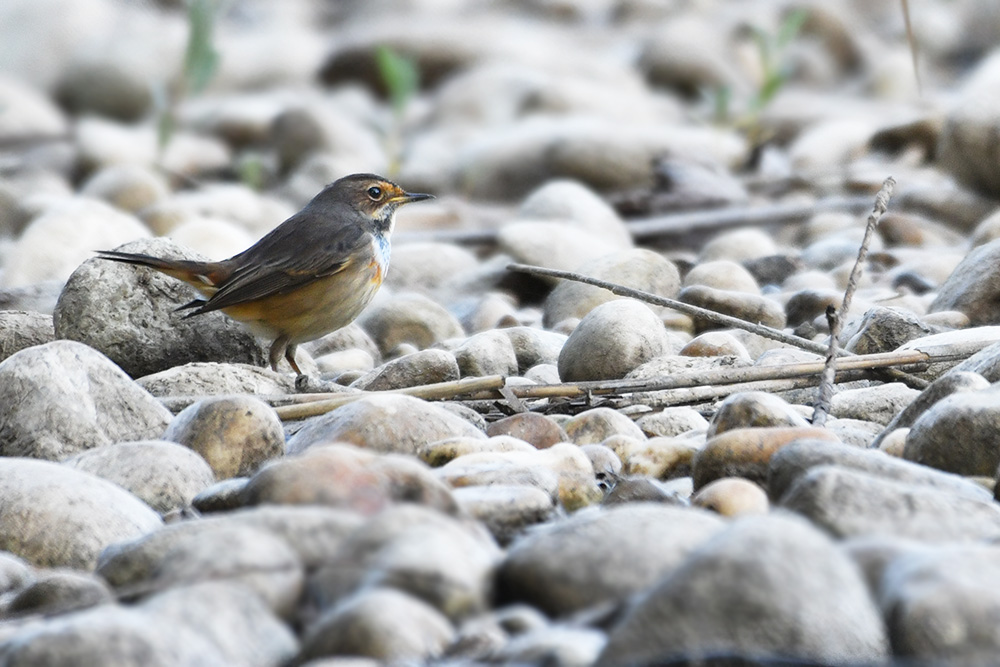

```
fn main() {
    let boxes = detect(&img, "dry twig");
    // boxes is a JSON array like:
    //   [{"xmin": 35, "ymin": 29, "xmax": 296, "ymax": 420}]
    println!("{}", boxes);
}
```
[
  {"xmin": 508, "ymin": 263, "xmax": 831, "ymax": 354},
  {"xmin": 159, "ymin": 343, "xmax": 972, "ymax": 421},
  {"xmin": 395, "ymin": 196, "xmax": 874, "ymax": 246},
  {"xmin": 813, "ymin": 176, "xmax": 896, "ymax": 427},
  {"xmin": 606, "ymin": 369, "xmax": 899, "ymax": 410},
  {"xmin": 464, "ymin": 348, "xmax": 936, "ymax": 402},
  {"xmin": 257, "ymin": 348, "xmax": 945, "ymax": 421},
  {"xmin": 900, "ymin": 0, "xmax": 922, "ymax": 94},
  {"xmin": 623, "ymin": 195, "xmax": 873, "ymax": 241},
  {"xmin": 507, "ymin": 259, "xmax": 926, "ymax": 391},
  {"xmin": 273, "ymin": 375, "xmax": 505, "ymax": 420},
  {"xmin": 813, "ymin": 305, "xmax": 840, "ymax": 428}
]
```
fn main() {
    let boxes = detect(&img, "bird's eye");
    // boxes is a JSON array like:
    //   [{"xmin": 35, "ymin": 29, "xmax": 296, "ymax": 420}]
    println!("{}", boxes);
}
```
[{"xmin": 367, "ymin": 186, "xmax": 383, "ymax": 200}]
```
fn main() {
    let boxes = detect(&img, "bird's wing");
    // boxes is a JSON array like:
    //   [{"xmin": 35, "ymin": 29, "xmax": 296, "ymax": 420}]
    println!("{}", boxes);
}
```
[{"xmin": 190, "ymin": 216, "xmax": 372, "ymax": 314}]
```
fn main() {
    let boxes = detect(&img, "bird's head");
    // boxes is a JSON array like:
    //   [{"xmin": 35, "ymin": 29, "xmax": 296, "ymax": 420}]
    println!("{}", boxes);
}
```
[{"xmin": 319, "ymin": 173, "xmax": 433, "ymax": 235}]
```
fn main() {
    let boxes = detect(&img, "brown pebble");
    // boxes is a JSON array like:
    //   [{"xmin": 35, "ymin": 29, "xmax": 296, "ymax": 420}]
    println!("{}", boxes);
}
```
[
  {"xmin": 680, "ymin": 332, "xmax": 751, "ymax": 361},
  {"xmin": 877, "ymin": 428, "xmax": 908, "ymax": 457},
  {"xmin": 487, "ymin": 412, "xmax": 568, "ymax": 449},
  {"xmin": 603, "ymin": 476, "xmax": 685, "ymax": 506},
  {"xmin": 615, "ymin": 436, "xmax": 700, "ymax": 480},
  {"xmin": 564, "ymin": 407, "xmax": 646, "ymax": 445},
  {"xmin": 163, "ymin": 395, "xmax": 283, "ymax": 479},
  {"xmin": 241, "ymin": 444, "xmax": 458, "ymax": 516},
  {"xmin": 693, "ymin": 426, "xmax": 840, "ymax": 490},
  {"xmin": 691, "ymin": 477, "xmax": 769, "ymax": 517}
]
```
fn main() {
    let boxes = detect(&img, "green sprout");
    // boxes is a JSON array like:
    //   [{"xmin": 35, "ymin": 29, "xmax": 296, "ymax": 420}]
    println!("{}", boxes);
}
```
[
  {"xmin": 709, "ymin": 8, "xmax": 807, "ymax": 148},
  {"xmin": 374, "ymin": 45, "xmax": 420, "ymax": 177},
  {"xmin": 182, "ymin": 0, "xmax": 221, "ymax": 95},
  {"xmin": 236, "ymin": 152, "xmax": 266, "ymax": 191},
  {"xmin": 375, "ymin": 45, "xmax": 419, "ymax": 116},
  {"xmin": 158, "ymin": 0, "xmax": 222, "ymax": 155},
  {"xmin": 746, "ymin": 8, "xmax": 808, "ymax": 115}
]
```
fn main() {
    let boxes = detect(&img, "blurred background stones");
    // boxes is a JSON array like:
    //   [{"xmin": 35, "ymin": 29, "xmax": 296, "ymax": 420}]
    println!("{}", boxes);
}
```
[{"xmin": 2, "ymin": 0, "xmax": 1000, "ymax": 664}]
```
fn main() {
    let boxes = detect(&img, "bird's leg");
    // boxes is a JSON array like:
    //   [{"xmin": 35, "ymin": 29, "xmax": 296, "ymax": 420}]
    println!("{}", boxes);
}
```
[
  {"xmin": 282, "ymin": 342, "xmax": 341, "ymax": 393},
  {"xmin": 284, "ymin": 343, "xmax": 302, "ymax": 376},
  {"xmin": 268, "ymin": 334, "xmax": 290, "ymax": 372}
]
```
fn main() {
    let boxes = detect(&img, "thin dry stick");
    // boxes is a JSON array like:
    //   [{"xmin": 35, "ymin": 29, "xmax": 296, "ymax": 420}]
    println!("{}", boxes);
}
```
[
  {"xmin": 394, "ymin": 196, "xmax": 874, "ymax": 246},
  {"xmin": 608, "ymin": 368, "xmax": 895, "ymax": 410},
  {"xmin": 900, "ymin": 0, "xmax": 922, "ymax": 94},
  {"xmin": 461, "ymin": 348, "xmax": 935, "ymax": 402},
  {"xmin": 843, "ymin": 177, "xmax": 895, "ymax": 317},
  {"xmin": 163, "ymin": 349, "xmax": 935, "ymax": 418},
  {"xmin": 813, "ymin": 305, "xmax": 840, "ymax": 428},
  {"xmin": 813, "ymin": 176, "xmax": 896, "ymax": 427},
  {"xmin": 274, "ymin": 374, "xmax": 504, "ymax": 421},
  {"xmin": 507, "ymin": 260, "xmax": 925, "ymax": 391},
  {"xmin": 158, "ymin": 339, "xmax": 984, "ymax": 417},
  {"xmin": 207, "ymin": 347, "xmax": 947, "ymax": 422},
  {"xmin": 624, "ymin": 195, "xmax": 873, "ymax": 240},
  {"xmin": 508, "ymin": 263, "xmax": 831, "ymax": 355}
]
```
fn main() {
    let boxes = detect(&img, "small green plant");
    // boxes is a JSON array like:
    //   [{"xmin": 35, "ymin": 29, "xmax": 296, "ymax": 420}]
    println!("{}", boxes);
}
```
[
  {"xmin": 374, "ymin": 45, "xmax": 420, "ymax": 177},
  {"xmin": 710, "ymin": 84, "xmax": 732, "ymax": 126},
  {"xmin": 157, "ymin": 0, "xmax": 222, "ymax": 157},
  {"xmin": 746, "ymin": 8, "xmax": 808, "ymax": 115},
  {"xmin": 375, "ymin": 45, "xmax": 419, "ymax": 117},
  {"xmin": 710, "ymin": 8, "xmax": 807, "ymax": 136},
  {"xmin": 236, "ymin": 152, "xmax": 266, "ymax": 191}
]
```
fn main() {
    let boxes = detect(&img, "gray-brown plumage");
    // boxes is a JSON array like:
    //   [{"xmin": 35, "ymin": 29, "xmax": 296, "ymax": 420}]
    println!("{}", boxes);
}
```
[{"xmin": 98, "ymin": 173, "xmax": 432, "ymax": 373}]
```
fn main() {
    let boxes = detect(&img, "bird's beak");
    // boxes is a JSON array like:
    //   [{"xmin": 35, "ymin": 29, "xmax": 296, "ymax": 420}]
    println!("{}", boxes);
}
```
[{"xmin": 393, "ymin": 192, "xmax": 434, "ymax": 205}]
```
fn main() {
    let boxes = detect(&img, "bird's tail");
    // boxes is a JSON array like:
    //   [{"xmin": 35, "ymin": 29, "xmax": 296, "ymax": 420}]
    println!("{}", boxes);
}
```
[
  {"xmin": 95, "ymin": 250, "xmax": 227, "ymax": 294},
  {"xmin": 175, "ymin": 297, "xmax": 210, "ymax": 316}
]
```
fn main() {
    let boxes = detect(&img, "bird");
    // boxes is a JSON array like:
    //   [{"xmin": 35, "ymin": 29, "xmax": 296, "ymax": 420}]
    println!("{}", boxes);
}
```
[{"xmin": 97, "ymin": 173, "xmax": 433, "ymax": 375}]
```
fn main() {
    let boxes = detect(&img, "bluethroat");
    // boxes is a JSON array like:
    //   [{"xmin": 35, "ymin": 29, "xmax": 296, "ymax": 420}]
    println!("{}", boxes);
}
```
[{"xmin": 98, "ymin": 173, "xmax": 432, "ymax": 374}]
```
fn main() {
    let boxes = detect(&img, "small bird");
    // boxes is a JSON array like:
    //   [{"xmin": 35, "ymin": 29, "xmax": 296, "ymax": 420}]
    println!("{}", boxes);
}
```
[{"xmin": 97, "ymin": 173, "xmax": 432, "ymax": 374}]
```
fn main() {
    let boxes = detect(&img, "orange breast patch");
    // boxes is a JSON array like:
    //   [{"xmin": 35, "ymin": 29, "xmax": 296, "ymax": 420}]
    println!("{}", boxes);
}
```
[{"xmin": 367, "ymin": 258, "xmax": 385, "ymax": 285}]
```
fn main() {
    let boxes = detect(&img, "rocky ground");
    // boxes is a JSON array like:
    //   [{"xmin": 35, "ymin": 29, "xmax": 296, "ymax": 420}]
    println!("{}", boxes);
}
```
[{"xmin": 3, "ymin": 0, "xmax": 1000, "ymax": 664}]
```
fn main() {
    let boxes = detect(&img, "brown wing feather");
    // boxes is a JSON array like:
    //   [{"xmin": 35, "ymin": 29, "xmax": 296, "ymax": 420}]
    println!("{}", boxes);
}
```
[
  {"xmin": 186, "ymin": 208, "xmax": 371, "ymax": 315},
  {"xmin": 187, "ymin": 256, "xmax": 354, "ymax": 314}
]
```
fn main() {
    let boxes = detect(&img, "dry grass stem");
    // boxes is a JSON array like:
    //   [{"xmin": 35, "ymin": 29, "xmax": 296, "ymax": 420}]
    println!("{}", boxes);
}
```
[
  {"xmin": 507, "ymin": 257, "xmax": 925, "ymax": 391},
  {"xmin": 272, "ymin": 375, "xmax": 505, "ymax": 420},
  {"xmin": 395, "ymin": 195, "xmax": 874, "ymax": 246},
  {"xmin": 255, "ymin": 348, "xmax": 941, "ymax": 421},
  {"xmin": 813, "ymin": 176, "xmax": 896, "ymax": 427}
]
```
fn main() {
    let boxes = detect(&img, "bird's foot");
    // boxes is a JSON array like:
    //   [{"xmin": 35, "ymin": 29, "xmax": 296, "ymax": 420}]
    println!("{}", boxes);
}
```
[{"xmin": 294, "ymin": 373, "xmax": 343, "ymax": 394}]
